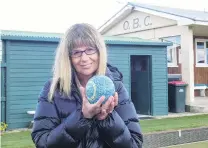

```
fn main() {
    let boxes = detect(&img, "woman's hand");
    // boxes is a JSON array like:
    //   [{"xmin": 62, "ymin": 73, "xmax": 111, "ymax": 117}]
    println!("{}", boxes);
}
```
[
  {"xmin": 80, "ymin": 87, "xmax": 105, "ymax": 119},
  {"xmin": 96, "ymin": 92, "xmax": 118, "ymax": 120}
]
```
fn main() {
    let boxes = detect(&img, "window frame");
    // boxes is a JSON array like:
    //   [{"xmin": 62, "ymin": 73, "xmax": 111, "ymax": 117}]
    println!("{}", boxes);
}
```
[
  {"xmin": 167, "ymin": 44, "xmax": 178, "ymax": 67},
  {"xmin": 195, "ymin": 38, "xmax": 208, "ymax": 67},
  {"xmin": 160, "ymin": 36, "xmax": 180, "ymax": 68}
]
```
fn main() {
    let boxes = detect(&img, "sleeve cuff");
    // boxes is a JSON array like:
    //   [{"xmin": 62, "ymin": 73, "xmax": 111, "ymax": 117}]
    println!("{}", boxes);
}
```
[
  {"xmin": 97, "ymin": 110, "xmax": 126, "ymax": 138},
  {"xmin": 64, "ymin": 109, "xmax": 93, "ymax": 140}
]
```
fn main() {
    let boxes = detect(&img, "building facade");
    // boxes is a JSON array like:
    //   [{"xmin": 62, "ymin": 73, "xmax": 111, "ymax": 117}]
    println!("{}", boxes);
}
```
[{"xmin": 99, "ymin": 2, "xmax": 208, "ymax": 104}]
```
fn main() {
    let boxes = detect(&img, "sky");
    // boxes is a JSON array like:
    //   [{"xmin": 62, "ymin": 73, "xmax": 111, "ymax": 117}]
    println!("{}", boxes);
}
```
[{"xmin": 0, "ymin": 0, "xmax": 208, "ymax": 33}]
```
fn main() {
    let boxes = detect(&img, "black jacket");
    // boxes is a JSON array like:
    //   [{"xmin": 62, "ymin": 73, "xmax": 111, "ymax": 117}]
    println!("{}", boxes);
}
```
[{"xmin": 31, "ymin": 64, "xmax": 143, "ymax": 148}]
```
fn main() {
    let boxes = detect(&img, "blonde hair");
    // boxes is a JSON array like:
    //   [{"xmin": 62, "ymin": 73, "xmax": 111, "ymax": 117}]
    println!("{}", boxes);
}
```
[{"xmin": 48, "ymin": 23, "xmax": 107, "ymax": 101}]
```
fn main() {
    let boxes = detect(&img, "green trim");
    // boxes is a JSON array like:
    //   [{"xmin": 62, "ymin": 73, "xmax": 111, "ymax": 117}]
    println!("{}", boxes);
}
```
[
  {"xmin": 0, "ymin": 40, "xmax": 2, "ymax": 62},
  {"xmin": 1, "ymin": 65, "xmax": 6, "ymax": 123},
  {"xmin": 194, "ymin": 84, "xmax": 208, "ymax": 87},
  {"xmin": 1, "ymin": 40, "xmax": 6, "ymax": 63},
  {"xmin": 1, "ymin": 40, "xmax": 6, "ymax": 123},
  {"xmin": 164, "ymin": 46, "xmax": 168, "ymax": 115},
  {"xmin": 5, "ymin": 41, "xmax": 9, "ymax": 125},
  {"xmin": 0, "ymin": 63, "xmax": 6, "ymax": 67},
  {"xmin": 149, "ymin": 55, "xmax": 153, "ymax": 116},
  {"xmin": 1, "ymin": 30, "xmax": 172, "ymax": 46}
]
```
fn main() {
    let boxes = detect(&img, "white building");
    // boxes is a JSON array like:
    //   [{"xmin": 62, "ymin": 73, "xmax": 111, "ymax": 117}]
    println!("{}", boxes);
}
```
[{"xmin": 99, "ymin": 2, "xmax": 208, "ymax": 105}]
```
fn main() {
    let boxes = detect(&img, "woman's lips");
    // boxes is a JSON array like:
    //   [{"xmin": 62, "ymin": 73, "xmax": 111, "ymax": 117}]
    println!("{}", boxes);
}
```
[{"xmin": 81, "ymin": 63, "xmax": 92, "ymax": 68}]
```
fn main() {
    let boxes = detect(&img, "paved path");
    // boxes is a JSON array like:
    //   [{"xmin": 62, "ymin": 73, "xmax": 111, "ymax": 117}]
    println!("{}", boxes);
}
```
[{"xmin": 164, "ymin": 140, "xmax": 208, "ymax": 148}]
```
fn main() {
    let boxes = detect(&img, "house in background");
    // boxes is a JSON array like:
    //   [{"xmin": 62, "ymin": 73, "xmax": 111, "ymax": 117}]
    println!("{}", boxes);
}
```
[{"xmin": 98, "ymin": 2, "xmax": 208, "ymax": 105}]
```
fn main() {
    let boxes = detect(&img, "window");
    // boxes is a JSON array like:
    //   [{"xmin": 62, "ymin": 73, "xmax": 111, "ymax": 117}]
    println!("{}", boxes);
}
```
[
  {"xmin": 160, "ymin": 36, "xmax": 180, "ymax": 67},
  {"xmin": 167, "ymin": 46, "xmax": 174, "ymax": 63},
  {"xmin": 195, "ymin": 39, "xmax": 208, "ymax": 67}
]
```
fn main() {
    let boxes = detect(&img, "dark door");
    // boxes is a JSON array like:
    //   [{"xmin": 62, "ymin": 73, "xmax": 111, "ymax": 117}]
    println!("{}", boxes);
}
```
[{"xmin": 131, "ymin": 55, "xmax": 151, "ymax": 115}]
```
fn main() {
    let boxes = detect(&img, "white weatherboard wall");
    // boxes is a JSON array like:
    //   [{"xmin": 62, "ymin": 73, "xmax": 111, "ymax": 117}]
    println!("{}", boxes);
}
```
[
  {"xmin": 104, "ymin": 10, "xmax": 177, "ymax": 36},
  {"xmin": 114, "ymin": 25, "xmax": 185, "ymax": 40}
]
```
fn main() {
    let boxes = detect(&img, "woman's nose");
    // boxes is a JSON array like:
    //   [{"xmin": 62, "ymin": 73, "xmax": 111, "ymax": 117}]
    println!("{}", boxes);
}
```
[{"xmin": 80, "ymin": 52, "xmax": 89, "ymax": 61}]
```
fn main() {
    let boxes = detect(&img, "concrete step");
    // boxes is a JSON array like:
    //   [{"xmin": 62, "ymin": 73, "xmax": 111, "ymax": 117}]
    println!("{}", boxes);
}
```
[
  {"xmin": 138, "ymin": 114, "xmax": 156, "ymax": 120},
  {"xmin": 185, "ymin": 105, "xmax": 208, "ymax": 113}
]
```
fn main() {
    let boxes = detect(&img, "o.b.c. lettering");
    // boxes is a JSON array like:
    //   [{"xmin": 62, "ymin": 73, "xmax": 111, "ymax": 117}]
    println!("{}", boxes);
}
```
[
  {"xmin": 123, "ymin": 21, "xmax": 130, "ymax": 30},
  {"xmin": 144, "ymin": 16, "xmax": 152, "ymax": 26},
  {"xmin": 133, "ymin": 18, "xmax": 141, "ymax": 29}
]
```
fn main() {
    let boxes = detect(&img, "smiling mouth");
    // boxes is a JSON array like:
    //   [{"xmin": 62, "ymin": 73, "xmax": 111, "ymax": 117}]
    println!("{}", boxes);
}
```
[{"xmin": 81, "ymin": 63, "xmax": 92, "ymax": 68}]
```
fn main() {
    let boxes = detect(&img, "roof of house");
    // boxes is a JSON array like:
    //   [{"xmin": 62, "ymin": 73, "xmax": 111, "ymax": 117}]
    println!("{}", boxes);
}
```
[
  {"xmin": 98, "ymin": 2, "xmax": 208, "ymax": 33},
  {"xmin": 129, "ymin": 2, "xmax": 208, "ymax": 22},
  {"xmin": 0, "ymin": 30, "xmax": 171, "ymax": 46}
]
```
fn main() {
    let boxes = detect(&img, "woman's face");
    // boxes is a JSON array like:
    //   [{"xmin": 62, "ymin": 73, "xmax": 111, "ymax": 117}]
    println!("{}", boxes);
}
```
[{"xmin": 71, "ymin": 46, "xmax": 99, "ymax": 77}]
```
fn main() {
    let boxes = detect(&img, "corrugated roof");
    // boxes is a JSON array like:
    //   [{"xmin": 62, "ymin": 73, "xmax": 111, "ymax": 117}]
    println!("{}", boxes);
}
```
[
  {"xmin": 0, "ymin": 30, "xmax": 62, "ymax": 39},
  {"xmin": 0, "ymin": 30, "xmax": 62, "ymax": 42},
  {"xmin": 0, "ymin": 30, "xmax": 171, "ymax": 46},
  {"xmin": 129, "ymin": 2, "xmax": 208, "ymax": 22},
  {"xmin": 104, "ymin": 36, "xmax": 171, "ymax": 46}
]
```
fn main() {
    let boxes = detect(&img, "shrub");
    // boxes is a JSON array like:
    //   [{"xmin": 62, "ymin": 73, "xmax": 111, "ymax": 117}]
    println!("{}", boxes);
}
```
[{"xmin": 0, "ymin": 122, "xmax": 8, "ymax": 133}]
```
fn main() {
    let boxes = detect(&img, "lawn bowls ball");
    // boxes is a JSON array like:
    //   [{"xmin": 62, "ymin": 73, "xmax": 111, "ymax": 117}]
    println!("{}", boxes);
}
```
[{"xmin": 86, "ymin": 75, "xmax": 115, "ymax": 104}]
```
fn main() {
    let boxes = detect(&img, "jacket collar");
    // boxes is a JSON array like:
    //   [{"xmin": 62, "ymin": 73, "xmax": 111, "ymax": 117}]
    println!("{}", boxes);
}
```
[{"xmin": 105, "ymin": 63, "xmax": 123, "ymax": 82}]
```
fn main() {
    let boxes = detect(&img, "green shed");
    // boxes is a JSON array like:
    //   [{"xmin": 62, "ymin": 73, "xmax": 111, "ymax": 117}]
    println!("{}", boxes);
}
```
[{"xmin": 0, "ymin": 30, "xmax": 171, "ymax": 130}]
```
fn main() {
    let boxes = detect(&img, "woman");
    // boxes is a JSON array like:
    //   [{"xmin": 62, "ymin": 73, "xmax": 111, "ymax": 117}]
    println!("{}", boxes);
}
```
[{"xmin": 31, "ymin": 23, "xmax": 143, "ymax": 148}]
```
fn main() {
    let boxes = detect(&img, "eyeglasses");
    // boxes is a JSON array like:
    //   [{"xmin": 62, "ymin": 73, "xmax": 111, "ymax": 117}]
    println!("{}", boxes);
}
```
[{"xmin": 70, "ymin": 47, "xmax": 98, "ymax": 58}]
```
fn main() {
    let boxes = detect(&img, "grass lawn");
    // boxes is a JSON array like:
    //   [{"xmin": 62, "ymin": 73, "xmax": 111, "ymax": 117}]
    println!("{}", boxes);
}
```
[
  {"xmin": 140, "ymin": 114, "xmax": 208, "ymax": 133},
  {"xmin": 1, "ymin": 130, "xmax": 35, "ymax": 148},
  {"xmin": 1, "ymin": 114, "xmax": 208, "ymax": 148}
]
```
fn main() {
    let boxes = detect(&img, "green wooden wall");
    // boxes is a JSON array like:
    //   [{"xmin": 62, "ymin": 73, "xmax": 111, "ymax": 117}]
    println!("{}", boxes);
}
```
[
  {"xmin": 107, "ymin": 44, "xmax": 168, "ymax": 116},
  {"xmin": 1, "ymin": 33, "xmax": 169, "ymax": 129},
  {"xmin": 5, "ymin": 40, "xmax": 58, "ymax": 129}
]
